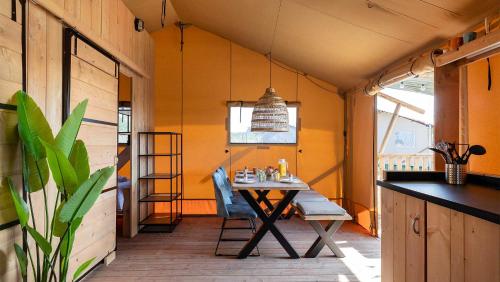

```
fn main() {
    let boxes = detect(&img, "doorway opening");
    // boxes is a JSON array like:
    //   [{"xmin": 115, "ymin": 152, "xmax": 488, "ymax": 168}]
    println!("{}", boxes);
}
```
[
  {"xmin": 117, "ymin": 73, "xmax": 132, "ymax": 237},
  {"xmin": 376, "ymin": 72, "xmax": 435, "ymax": 236}
]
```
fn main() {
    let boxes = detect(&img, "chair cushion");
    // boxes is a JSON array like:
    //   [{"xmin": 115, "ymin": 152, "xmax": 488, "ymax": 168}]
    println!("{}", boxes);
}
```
[
  {"xmin": 118, "ymin": 175, "xmax": 129, "ymax": 183},
  {"xmin": 297, "ymin": 201, "xmax": 346, "ymax": 216},
  {"xmin": 231, "ymin": 193, "xmax": 248, "ymax": 205},
  {"xmin": 227, "ymin": 204, "xmax": 257, "ymax": 218},
  {"xmin": 292, "ymin": 190, "xmax": 329, "ymax": 204}
]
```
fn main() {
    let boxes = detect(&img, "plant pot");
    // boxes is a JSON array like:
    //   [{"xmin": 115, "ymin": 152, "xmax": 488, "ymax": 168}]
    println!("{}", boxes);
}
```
[{"xmin": 445, "ymin": 164, "xmax": 467, "ymax": 185}]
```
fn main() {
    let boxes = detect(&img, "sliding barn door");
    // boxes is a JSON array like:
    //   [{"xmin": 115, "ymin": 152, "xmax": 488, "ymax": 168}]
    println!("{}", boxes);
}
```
[
  {"xmin": 64, "ymin": 29, "xmax": 118, "ymax": 274},
  {"xmin": 0, "ymin": 2, "xmax": 23, "ymax": 281}
]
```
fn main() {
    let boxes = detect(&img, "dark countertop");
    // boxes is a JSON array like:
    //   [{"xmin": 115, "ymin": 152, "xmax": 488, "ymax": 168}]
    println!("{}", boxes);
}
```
[{"xmin": 377, "ymin": 172, "xmax": 499, "ymax": 224}]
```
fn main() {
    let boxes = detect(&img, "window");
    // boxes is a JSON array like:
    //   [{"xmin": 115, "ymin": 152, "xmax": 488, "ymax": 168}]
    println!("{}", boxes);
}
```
[
  {"xmin": 118, "ymin": 106, "xmax": 131, "ymax": 144},
  {"xmin": 228, "ymin": 103, "xmax": 298, "ymax": 144}
]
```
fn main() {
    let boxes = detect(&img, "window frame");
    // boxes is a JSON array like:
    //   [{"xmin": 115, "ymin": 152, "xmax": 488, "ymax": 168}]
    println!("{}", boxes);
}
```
[{"xmin": 226, "ymin": 101, "xmax": 300, "ymax": 145}]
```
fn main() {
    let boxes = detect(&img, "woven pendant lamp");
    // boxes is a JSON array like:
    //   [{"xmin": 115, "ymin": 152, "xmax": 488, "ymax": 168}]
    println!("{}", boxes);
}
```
[
  {"xmin": 251, "ymin": 87, "xmax": 289, "ymax": 132},
  {"xmin": 250, "ymin": 0, "xmax": 288, "ymax": 132}
]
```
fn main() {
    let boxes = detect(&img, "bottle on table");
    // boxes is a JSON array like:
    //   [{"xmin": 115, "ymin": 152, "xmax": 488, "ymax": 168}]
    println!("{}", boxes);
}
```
[{"xmin": 278, "ymin": 159, "xmax": 288, "ymax": 178}]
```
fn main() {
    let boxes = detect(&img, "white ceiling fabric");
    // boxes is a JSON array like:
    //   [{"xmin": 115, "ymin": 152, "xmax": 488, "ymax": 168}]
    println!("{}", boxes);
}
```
[{"xmin": 124, "ymin": 0, "xmax": 500, "ymax": 91}]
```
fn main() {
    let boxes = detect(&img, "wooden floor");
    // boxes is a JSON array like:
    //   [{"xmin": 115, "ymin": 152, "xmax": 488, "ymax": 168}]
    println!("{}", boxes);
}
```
[{"xmin": 85, "ymin": 217, "xmax": 381, "ymax": 282}]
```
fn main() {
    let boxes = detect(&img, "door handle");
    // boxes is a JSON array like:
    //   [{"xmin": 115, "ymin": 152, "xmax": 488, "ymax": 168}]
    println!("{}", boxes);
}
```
[
  {"xmin": 224, "ymin": 149, "xmax": 229, "ymax": 154},
  {"xmin": 411, "ymin": 216, "xmax": 420, "ymax": 235},
  {"xmin": 298, "ymin": 149, "xmax": 303, "ymax": 153}
]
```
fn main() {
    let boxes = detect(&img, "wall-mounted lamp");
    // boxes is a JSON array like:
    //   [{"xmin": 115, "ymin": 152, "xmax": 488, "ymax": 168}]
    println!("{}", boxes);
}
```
[{"xmin": 135, "ymin": 18, "xmax": 145, "ymax": 32}]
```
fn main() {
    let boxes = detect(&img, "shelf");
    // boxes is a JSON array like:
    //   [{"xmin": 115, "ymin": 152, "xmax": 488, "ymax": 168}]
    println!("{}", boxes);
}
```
[
  {"xmin": 435, "ymin": 29, "xmax": 500, "ymax": 67},
  {"xmin": 139, "ymin": 131, "xmax": 182, "ymax": 135},
  {"xmin": 139, "ymin": 153, "xmax": 181, "ymax": 157},
  {"xmin": 139, "ymin": 213, "xmax": 180, "ymax": 225},
  {"xmin": 139, "ymin": 173, "xmax": 181, "ymax": 180},
  {"xmin": 137, "ymin": 132, "xmax": 183, "ymax": 233},
  {"xmin": 139, "ymin": 193, "xmax": 181, "ymax": 202}
]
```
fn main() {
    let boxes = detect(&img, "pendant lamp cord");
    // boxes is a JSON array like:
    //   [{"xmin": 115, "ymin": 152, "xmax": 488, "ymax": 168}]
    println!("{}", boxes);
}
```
[
  {"xmin": 269, "ymin": 0, "xmax": 283, "ymax": 88},
  {"xmin": 161, "ymin": 0, "xmax": 166, "ymax": 28},
  {"xmin": 269, "ymin": 53, "xmax": 272, "ymax": 88}
]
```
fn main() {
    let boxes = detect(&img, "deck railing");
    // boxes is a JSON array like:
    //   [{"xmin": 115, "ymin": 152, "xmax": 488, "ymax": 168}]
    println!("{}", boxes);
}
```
[{"xmin": 377, "ymin": 153, "xmax": 434, "ymax": 180}]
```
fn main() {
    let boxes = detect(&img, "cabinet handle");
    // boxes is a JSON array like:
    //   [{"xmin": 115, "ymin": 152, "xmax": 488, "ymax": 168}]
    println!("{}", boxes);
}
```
[{"xmin": 411, "ymin": 216, "xmax": 420, "ymax": 235}]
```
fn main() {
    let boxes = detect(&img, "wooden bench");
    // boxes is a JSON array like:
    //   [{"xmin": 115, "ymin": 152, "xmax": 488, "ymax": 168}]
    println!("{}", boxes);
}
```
[
  {"xmin": 295, "ymin": 201, "xmax": 352, "ymax": 258},
  {"xmin": 283, "ymin": 189, "xmax": 329, "ymax": 219}
]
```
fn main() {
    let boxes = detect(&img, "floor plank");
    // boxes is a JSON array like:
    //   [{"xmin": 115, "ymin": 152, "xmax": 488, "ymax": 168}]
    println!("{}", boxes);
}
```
[{"xmin": 85, "ymin": 217, "xmax": 381, "ymax": 281}]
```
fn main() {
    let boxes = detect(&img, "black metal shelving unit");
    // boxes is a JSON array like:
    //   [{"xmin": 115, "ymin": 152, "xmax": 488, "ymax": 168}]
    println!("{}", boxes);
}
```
[{"xmin": 138, "ymin": 132, "xmax": 183, "ymax": 232}]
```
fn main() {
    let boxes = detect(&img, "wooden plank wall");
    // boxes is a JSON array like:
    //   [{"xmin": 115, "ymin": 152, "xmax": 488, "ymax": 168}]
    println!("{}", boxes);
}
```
[
  {"xmin": 0, "ymin": 2, "xmax": 23, "ymax": 281},
  {"xmin": 68, "ymin": 37, "xmax": 119, "ymax": 275},
  {"xmin": 0, "ymin": 0, "xmax": 154, "ymax": 280}
]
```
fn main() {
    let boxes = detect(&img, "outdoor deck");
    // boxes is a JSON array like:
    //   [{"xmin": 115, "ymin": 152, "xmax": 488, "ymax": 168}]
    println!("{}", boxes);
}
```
[{"xmin": 85, "ymin": 217, "xmax": 380, "ymax": 282}]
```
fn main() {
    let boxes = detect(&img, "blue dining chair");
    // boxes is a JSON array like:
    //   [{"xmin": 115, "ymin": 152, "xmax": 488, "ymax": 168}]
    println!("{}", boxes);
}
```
[
  {"xmin": 216, "ymin": 167, "xmax": 246, "ymax": 204},
  {"xmin": 212, "ymin": 170, "xmax": 259, "ymax": 256}
]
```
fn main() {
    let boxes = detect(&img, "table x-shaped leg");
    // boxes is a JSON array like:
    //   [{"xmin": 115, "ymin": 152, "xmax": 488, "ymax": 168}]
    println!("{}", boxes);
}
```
[
  {"xmin": 237, "ymin": 189, "xmax": 300, "ymax": 259},
  {"xmin": 304, "ymin": 220, "xmax": 345, "ymax": 258},
  {"xmin": 255, "ymin": 190, "xmax": 274, "ymax": 212}
]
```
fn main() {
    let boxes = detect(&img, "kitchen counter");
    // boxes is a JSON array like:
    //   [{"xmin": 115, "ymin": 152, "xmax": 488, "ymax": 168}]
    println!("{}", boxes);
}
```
[{"xmin": 377, "ymin": 171, "xmax": 499, "ymax": 224}]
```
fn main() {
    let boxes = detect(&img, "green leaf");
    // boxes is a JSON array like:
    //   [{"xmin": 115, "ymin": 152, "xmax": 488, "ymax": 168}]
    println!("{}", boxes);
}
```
[
  {"xmin": 6, "ymin": 177, "xmax": 29, "ymax": 227},
  {"xmin": 26, "ymin": 152, "xmax": 49, "ymax": 192},
  {"xmin": 40, "ymin": 139, "xmax": 78, "ymax": 195},
  {"xmin": 69, "ymin": 140, "xmax": 90, "ymax": 186},
  {"xmin": 59, "ymin": 167, "xmax": 114, "ymax": 223},
  {"xmin": 15, "ymin": 90, "xmax": 54, "ymax": 160},
  {"xmin": 52, "ymin": 204, "xmax": 67, "ymax": 237},
  {"xmin": 14, "ymin": 243, "xmax": 27, "ymax": 278},
  {"xmin": 72, "ymin": 257, "xmax": 95, "ymax": 281},
  {"xmin": 26, "ymin": 226, "xmax": 52, "ymax": 256},
  {"xmin": 60, "ymin": 217, "xmax": 82, "ymax": 258},
  {"xmin": 56, "ymin": 100, "xmax": 88, "ymax": 157}
]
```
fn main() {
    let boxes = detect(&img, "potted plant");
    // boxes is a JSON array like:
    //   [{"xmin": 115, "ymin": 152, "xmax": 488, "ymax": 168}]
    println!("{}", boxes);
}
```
[{"xmin": 6, "ymin": 91, "xmax": 114, "ymax": 282}]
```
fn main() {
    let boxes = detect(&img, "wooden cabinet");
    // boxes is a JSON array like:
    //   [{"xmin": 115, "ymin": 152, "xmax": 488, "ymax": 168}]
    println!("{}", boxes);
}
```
[
  {"xmin": 382, "ymin": 188, "xmax": 500, "ymax": 282},
  {"xmin": 381, "ymin": 189, "xmax": 425, "ymax": 282},
  {"xmin": 427, "ymin": 203, "xmax": 500, "ymax": 282},
  {"xmin": 405, "ymin": 196, "xmax": 426, "ymax": 282}
]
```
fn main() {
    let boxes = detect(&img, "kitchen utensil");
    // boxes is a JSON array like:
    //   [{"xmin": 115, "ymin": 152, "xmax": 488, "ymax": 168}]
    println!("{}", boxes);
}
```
[
  {"xmin": 463, "ymin": 145, "xmax": 486, "ymax": 163},
  {"xmin": 429, "ymin": 148, "xmax": 449, "ymax": 163},
  {"xmin": 432, "ymin": 141, "xmax": 454, "ymax": 163}
]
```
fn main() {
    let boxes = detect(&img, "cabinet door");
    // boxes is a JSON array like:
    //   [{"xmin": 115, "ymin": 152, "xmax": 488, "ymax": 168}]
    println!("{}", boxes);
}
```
[
  {"xmin": 427, "ymin": 203, "xmax": 452, "ymax": 282},
  {"xmin": 464, "ymin": 214, "xmax": 499, "ymax": 282},
  {"xmin": 381, "ymin": 188, "xmax": 395, "ymax": 282},
  {"xmin": 405, "ymin": 196, "xmax": 426, "ymax": 282},
  {"xmin": 381, "ymin": 189, "xmax": 408, "ymax": 282}
]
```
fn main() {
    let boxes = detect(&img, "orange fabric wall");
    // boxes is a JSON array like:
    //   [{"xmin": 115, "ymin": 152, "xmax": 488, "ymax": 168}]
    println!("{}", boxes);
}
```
[
  {"xmin": 118, "ymin": 73, "xmax": 132, "ymax": 179},
  {"xmin": 117, "ymin": 145, "xmax": 131, "ymax": 179},
  {"xmin": 152, "ymin": 25, "xmax": 344, "ymax": 201},
  {"xmin": 347, "ymin": 91, "xmax": 375, "ymax": 233},
  {"xmin": 467, "ymin": 54, "xmax": 500, "ymax": 176}
]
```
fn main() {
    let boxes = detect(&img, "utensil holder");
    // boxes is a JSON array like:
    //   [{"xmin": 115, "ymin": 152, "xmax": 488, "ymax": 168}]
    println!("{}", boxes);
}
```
[{"xmin": 445, "ymin": 164, "xmax": 467, "ymax": 184}]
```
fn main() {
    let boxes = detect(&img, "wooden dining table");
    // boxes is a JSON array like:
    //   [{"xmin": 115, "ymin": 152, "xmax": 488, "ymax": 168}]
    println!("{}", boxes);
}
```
[{"xmin": 232, "ymin": 177, "xmax": 310, "ymax": 259}]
